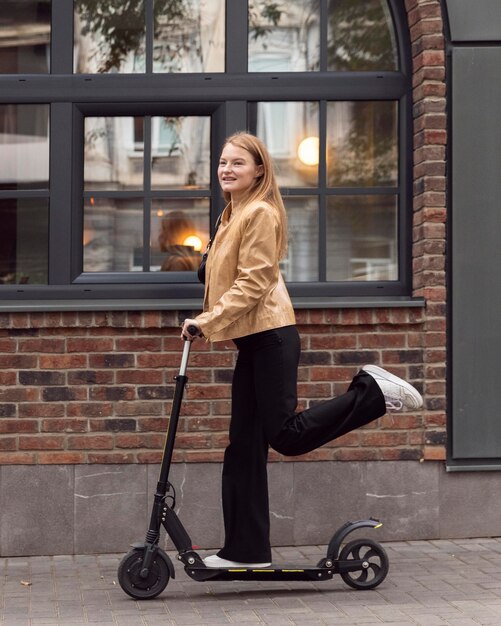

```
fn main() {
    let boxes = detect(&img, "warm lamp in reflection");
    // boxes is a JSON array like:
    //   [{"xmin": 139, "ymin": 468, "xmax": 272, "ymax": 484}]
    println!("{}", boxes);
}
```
[
  {"xmin": 183, "ymin": 235, "xmax": 203, "ymax": 251},
  {"xmin": 297, "ymin": 136, "xmax": 319, "ymax": 166}
]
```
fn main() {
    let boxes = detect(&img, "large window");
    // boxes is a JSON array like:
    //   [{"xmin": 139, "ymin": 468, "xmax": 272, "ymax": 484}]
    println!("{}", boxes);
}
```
[{"xmin": 0, "ymin": 0, "xmax": 411, "ymax": 301}]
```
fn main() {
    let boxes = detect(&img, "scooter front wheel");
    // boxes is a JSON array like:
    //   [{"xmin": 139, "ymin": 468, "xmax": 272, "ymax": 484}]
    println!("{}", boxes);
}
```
[
  {"xmin": 339, "ymin": 538, "xmax": 389, "ymax": 590},
  {"xmin": 118, "ymin": 548, "xmax": 170, "ymax": 599}
]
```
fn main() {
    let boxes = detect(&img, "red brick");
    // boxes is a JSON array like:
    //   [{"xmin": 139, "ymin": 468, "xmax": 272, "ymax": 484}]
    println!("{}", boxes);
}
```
[
  {"xmin": 142, "ymin": 311, "xmax": 163, "ymax": 328},
  {"xmin": 88, "ymin": 452, "xmax": 136, "ymax": 463},
  {"xmin": 190, "ymin": 353, "xmax": 235, "ymax": 367},
  {"xmin": 42, "ymin": 419, "xmax": 88, "ymax": 433},
  {"xmin": 333, "ymin": 448, "xmax": 379, "ymax": 461},
  {"xmin": 0, "ymin": 420, "xmax": 39, "ymax": 434},
  {"xmin": 0, "ymin": 452, "xmax": 36, "ymax": 464},
  {"xmin": 0, "ymin": 438, "xmax": 17, "ymax": 451},
  {"xmin": 361, "ymin": 431, "xmax": 409, "ymax": 446},
  {"xmin": 114, "ymin": 401, "xmax": 163, "ymax": 416},
  {"xmin": 38, "ymin": 452, "xmax": 86, "ymax": 464},
  {"xmin": 68, "ymin": 435, "xmax": 114, "ymax": 450},
  {"xmin": 187, "ymin": 385, "xmax": 231, "ymax": 400},
  {"xmin": 67, "ymin": 402, "xmax": 114, "ymax": 417},
  {"xmin": 310, "ymin": 335, "xmax": 356, "ymax": 350},
  {"xmin": 137, "ymin": 353, "xmax": 185, "ymax": 368},
  {"xmin": 0, "ymin": 372, "xmax": 16, "ymax": 385},
  {"xmin": 137, "ymin": 417, "xmax": 169, "ymax": 432},
  {"xmin": 116, "ymin": 370, "xmax": 163, "ymax": 384},
  {"xmin": 39, "ymin": 354, "xmax": 88, "ymax": 369},
  {"xmin": 184, "ymin": 450, "xmax": 225, "ymax": 463},
  {"xmin": 19, "ymin": 403, "xmax": 66, "ymax": 418},
  {"xmin": 115, "ymin": 433, "xmax": 164, "ymax": 448},
  {"xmin": 67, "ymin": 338, "xmax": 113, "ymax": 353},
  {"xmin": 423, "ymin": 445, "xmax": 446, "ymax": 461},
  {"xmin": 136, "ymin": 451, "xmax": 164, "ymax": 463},
  {"xmin": 2, "ymin": 388, "xmax": 40, "ymax": 402},
  {"xmin": 0, "ymin": 355, "xmax": 38, "ymax": 368},
  {"xmin": 114, "ymin": 337, "xmax": 162, "ymax": 351},
  {"xmin": 19, "ymin": 436, "xmax": 65, "ymax": 450}
]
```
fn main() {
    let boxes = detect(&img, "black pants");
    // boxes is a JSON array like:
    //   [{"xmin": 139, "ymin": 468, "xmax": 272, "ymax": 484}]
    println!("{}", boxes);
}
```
[{"xmin": 217, "ymin": 325, "xmax": 386, "ymax": 563}]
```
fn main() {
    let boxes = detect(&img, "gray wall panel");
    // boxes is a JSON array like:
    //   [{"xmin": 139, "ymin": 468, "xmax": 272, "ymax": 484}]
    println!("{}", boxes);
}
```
[
  {"xmin": 446, "ymin": 0, "xmax": 501, "ymax": 41},
  {"xmin": 1, "ymin": 462, "xmax": 501, "ymax": 556},
  {"xmin": 452, "ymin": 47, "xmax": 501, "ymax": 459}
]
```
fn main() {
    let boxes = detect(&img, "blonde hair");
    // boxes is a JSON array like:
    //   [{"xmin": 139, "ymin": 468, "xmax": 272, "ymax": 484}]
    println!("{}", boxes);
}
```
[{"xmin": 222, "ymin": 132, "xmax": 288, "ymax": 260}]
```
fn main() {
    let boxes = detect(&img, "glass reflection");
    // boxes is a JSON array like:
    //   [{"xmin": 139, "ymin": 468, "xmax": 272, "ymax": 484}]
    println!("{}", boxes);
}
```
[
  {"xmin": 0, "ymin": 104, "xmax": 49, "ymax": 190},
  {"xmin": 0, "ymin": 198, "xmax": 49, "ymax": 284},
  {"xmin": 327, "ymin": 195, "xmax": 397, "ymax": 281},
  {"xmin": 84, "ymin": 117, "xmax": 143, "ymax": 191},
  {"xmin": 282, "ymin": 196, "xmax": 318, "ymax": 281},
  {"xmin": 327, "ymin": 0, "xmax": 397, "ymax": 71},
  {"xmin": 249, "ymin": 0, "xmax": 319, "ymax": 72},
  {"xmin": 151, "ymin": 116, "xmax": 210, "ymax": 189},
  {"xmin": 327, "ymin": 101, "xmax": 397, "ymax": 187},
  {"xmin": 151, "ymin": 199, "xmax": 209, "ymax": 271},
  {"xmin": 153, "ymin": 0, "xmax": 224, "ymax": 72},
  {"xmin": 0, "ymin": 0, "xmax": 50, "ymax": 73},
  {"xmin": 74, "ymin": 0, "xmax": 145, "ymax": 73},
  {"xmin": 256, "ymin": 102, "xmax": 319, "ymax": 187},
  {"xmin": 83, "ymin": 198, "xmax": 143, "ymax": 272}
]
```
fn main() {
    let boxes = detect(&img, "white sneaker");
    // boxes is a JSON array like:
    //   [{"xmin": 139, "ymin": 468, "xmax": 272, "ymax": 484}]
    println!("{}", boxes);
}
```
[
  {"xmin": 204, "ymin": 555, "xmax": 272, "ymax": 568},
  {"xmin": 362, "ymin": 364, "xmax": 423, "ymax": 411}
]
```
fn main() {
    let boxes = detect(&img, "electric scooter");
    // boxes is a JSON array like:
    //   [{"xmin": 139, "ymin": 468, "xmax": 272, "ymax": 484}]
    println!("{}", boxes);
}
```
[{"xmin": 117, "ymin": 327, "xmax": 389, "ymax": 599}]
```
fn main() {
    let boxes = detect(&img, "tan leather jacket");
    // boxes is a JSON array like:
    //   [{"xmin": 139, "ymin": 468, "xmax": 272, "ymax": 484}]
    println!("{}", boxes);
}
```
[{"xmin": 196, "ymin": 200, "xmax": 296, "ymax": 342}]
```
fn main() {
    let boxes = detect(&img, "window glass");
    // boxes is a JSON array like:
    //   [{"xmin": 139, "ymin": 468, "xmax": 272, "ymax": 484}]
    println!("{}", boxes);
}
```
[
  {"xmin": 83, "ymin": 114, "xmax": 211, "ymax": 274},
  {"xmin": 326, "ymin": 195, "xmax": 397, "ymax": 281},
  {"xmin": 256, "ymin": 102, "xmax": 319, "ymax": 187},
  {"xmin": 282, "ymin": 196, "xmax": 318, "ymax": 281},
  {"xmin": 249, "ymin": 0, "xmax": 319, "ymax": 72},
  {"xmin": 153, "ymin": 0, "xmax": 224, "ymax": 73},
  {"xmin": 74, "ymin": 0, "xmax": 145, "ymax": 73},
  {"xmin": 151, "ymin": 116, "xmax": 211, "ymax": 189},
  {"xmin": 327, "ymin": 0, "xmax": 398, "ymax": 71},
  {"xmin": 0, "ymin": 104, "xmax": 49, "ymax": 190},
  {"xmin": 0, "ymin": 198, "xmax": 49, "ymax": 284},
  {"xmin": 151, "ymin": 198, "xmax": 209, "ymax": 272},
  {"xmin": 83, "ymin": 197, "xmax": 143, "ymax": 272},
  {"xmin": 84, "ymin": 116, "xmax": 143, "ymax": 191},
  {"xmin": 0, "ymin": 0, "xmax": 50, "ymax": 73},
  {"xmin": 327, "ymin": 101, "xmax": 397, "ymax": 188}
]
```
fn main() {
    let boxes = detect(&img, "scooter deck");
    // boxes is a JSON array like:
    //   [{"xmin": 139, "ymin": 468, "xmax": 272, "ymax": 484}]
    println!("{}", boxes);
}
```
[{"xmin": 185, "ymin": 564, "xmax": 336, "ymax": 582}]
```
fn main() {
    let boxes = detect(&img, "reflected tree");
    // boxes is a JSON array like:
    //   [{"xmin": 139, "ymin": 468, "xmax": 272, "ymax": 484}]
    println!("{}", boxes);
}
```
[
  {"xmin": 328, "ymin": 0, "xmax": 396, "ymax": 71},
  {"xmin": 76, "ymin": 0, "xmax": 285, "ymax": 72},
  {"xmin": 328, "ymin": 102, "xmax": 397, "ymax": 187},
  {"xmin": 248, "ymin": 2, "xmax": 283, "ymax": 41},
  {"xmin": 76, "ymin": 0, "xmax": 147, "ymax": 72}
]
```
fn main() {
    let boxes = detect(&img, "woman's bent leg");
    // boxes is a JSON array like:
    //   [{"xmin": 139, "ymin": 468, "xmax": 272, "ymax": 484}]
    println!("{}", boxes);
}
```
[
  {"xmin": 217, "ymin": 344, "xmax": 272, "ymax": 563},
  {"xmin": 253, "ymin": 326, "xmax": 387, "ymax": 457}
]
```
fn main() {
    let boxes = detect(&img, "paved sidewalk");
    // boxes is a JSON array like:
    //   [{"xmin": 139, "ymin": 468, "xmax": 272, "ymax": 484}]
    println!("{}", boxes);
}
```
[{"xmin": 2, "ymin": 538, "xmax": 501, "ymax": 625}]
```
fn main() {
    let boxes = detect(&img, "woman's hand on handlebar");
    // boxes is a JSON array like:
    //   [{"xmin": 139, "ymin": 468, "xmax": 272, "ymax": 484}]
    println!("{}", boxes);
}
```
[{"xmin": 181, "ymin": 319, "xmax": 202, "ymax": 341}]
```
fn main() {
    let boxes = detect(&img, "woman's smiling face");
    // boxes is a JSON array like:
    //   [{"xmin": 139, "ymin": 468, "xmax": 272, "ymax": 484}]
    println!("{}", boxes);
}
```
[{"xmin": 218, "ymin": 142, "xmax": 263, "ymax": 204}]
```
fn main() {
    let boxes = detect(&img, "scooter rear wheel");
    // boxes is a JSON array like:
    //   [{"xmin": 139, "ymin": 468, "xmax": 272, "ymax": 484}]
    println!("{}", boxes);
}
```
[
  {"xmin": 118, "ymin": 548, "xmax": 170, "ymax": 599},
  {"xmin": 339, "ymin": 538, "xmax": 389, "ymax": 590}
]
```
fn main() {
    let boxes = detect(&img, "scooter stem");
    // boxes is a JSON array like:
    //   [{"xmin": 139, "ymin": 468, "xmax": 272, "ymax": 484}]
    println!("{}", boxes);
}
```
[{"xmin": 179, "ymin": 337, "xmax": 192, "ymax": 377}]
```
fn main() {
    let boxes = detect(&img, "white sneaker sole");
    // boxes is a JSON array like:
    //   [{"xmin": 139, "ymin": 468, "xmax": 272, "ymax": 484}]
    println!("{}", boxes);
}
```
[
  {"xmin": 362, "ymin": 364, "xmax": 423, "ymax": 410},
  {"xmin": 204, "ymin": 555, "xmax": 272, "ymax": 569}
]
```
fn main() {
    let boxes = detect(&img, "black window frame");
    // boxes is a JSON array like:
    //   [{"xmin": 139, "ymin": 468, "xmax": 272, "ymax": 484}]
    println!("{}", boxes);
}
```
[{"xmin": 0, "ymin": 0, "xmax": 413, "ymax": 302}]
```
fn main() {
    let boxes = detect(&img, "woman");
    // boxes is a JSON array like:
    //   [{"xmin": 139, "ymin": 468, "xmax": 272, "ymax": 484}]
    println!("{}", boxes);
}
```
[{"xmin": 181, "ymin": 132, "xmax": 422, "ymax": 568}]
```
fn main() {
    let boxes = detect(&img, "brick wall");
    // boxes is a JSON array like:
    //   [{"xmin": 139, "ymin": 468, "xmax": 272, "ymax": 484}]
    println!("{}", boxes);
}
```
[
  {"xmin": 0, "ymin": 307, "xmax": 429, "ymax": 465},
  {"xmin": 406, "ymin": 0, "xmax": 447, "ymax": 460},
  {"xmin": 0, "ymin": 0, "xmax": 448, "ymax": 467}
]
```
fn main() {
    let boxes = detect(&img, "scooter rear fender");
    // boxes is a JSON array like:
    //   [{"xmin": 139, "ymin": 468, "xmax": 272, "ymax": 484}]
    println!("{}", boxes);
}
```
[{"xmin": 325, "ymin": 519, "xmax": 383, "ymax": 561}]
